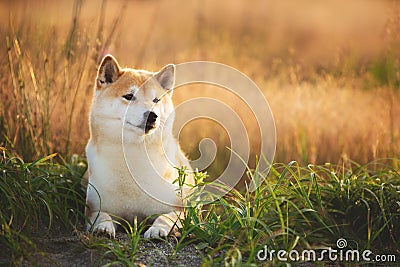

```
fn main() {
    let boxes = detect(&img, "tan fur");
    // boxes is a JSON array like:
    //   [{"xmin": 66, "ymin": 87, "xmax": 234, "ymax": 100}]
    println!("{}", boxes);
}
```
[{"xmin": 85, "ymin": 55, "xmax": 192, "ymax": 238}]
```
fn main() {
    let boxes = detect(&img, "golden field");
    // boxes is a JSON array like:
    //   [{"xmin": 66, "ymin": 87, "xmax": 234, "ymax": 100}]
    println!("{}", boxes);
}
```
[{"xmin": 0, "ymin": 0, "xmax": 399, "ymax": 174}]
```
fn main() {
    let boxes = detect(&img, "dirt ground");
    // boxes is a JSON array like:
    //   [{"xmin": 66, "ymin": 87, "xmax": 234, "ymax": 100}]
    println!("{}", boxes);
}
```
[{"xmin": 0, "ymin": 231, "xmax": 203, "ymax": 267}]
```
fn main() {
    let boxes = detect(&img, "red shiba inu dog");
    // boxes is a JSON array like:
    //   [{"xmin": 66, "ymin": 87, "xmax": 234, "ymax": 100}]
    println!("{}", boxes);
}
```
[{"xmin": 85, "ymin": 55, "xmax": 192, "ymax": 238}]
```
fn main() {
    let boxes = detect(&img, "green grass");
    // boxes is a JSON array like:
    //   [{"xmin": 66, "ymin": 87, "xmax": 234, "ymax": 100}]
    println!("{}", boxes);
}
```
[
  {"xmin": 0, "ymin": 148, "xmax": 86, "ymax": 265},
  {"xmin": 1, "ymin": 148, "xmax": 398, "ymax": 265},
  {"xmin": 176, "ymin": 160, "xmax": 400, "ymax": 265}
]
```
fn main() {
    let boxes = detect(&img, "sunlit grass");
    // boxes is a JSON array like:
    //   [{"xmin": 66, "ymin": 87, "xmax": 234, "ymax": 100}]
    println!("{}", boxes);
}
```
[
  {"xmin": 1, "ymin": 0, "xmax": 399, "ymax": 167},
  {"xmin": 174, "ymin": 160, "xmax": 400, "ymax": 265}
]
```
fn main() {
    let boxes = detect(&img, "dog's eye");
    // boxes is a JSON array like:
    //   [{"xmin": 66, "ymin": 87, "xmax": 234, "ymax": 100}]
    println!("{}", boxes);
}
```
[
  {"xmin": 153, "ymin": 98, "xmax": 160, "ymax": 103},
  {"xmin": 122, "ymin": 93, "xmax": 136, "ymax": 101}
]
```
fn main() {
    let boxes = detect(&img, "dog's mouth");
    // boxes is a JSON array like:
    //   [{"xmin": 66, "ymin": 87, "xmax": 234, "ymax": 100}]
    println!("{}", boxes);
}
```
[
  {"xmin": 126, "ymin": 121, "xmax": 156, "ymax": 134},
  {"xmin": 142, "ymin": 121, "xmax": 156, "ymax": 134},
  {"xmin": 125, "ymin": 111, "xmax": 158, "ymax": 135}
]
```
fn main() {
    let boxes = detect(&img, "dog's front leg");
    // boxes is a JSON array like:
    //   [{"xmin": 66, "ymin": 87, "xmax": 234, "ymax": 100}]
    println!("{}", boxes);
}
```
[
  {"xmin": 144, "ymin": 210, "xmax": 182, "ymax": 239},
  {"xmin": 85, "ymin": 182, "xmax": 116, "ymax": 237}
]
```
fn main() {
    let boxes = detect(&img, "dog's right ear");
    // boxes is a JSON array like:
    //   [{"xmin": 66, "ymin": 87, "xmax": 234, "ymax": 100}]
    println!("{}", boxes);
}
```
[{"xmin": 96, "ymin": 55, "xmax": 122, "ymax": 89}]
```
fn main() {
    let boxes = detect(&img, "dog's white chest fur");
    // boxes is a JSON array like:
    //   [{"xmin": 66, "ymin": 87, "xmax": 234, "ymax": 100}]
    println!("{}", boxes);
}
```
[{"xmin": 86, "ymin": 138, "xmax": 183, "ymax": 217}]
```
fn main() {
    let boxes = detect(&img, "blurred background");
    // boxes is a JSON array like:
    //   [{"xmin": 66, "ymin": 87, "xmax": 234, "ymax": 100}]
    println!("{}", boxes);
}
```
[{"xmin": 0, "ymin": 0, "xmax": 399, "ymax": 176}]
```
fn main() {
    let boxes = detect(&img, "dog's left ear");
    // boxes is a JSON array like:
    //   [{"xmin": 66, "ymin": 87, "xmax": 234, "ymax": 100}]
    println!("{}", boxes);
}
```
[{"xmin": 155, "ymin": 64, "xmax": 175, "ymax": 91}]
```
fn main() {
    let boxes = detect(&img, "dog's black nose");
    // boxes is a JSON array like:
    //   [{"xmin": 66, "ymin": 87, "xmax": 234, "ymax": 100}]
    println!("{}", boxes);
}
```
[{"xmin": 144, "ymin": 111, "xmax": 158, "ymax": 124}]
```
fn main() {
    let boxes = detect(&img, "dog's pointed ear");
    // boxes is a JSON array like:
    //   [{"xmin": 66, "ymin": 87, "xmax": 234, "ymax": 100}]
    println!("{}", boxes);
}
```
[
  {"xmin": 155, "ymin": 64, "xmax": 175, "ymax": 91},
  {"xmin": 96, "ymin": 55, "xmax": 122, "ymax": 89}
]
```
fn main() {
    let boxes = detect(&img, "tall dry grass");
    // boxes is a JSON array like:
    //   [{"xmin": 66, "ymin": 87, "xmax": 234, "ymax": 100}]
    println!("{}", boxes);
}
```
[
  {"xmin": 0, "ymin": 0, "xmax": 399, "ymax": 171},
  {"xmin": 0, "ymin": 0, "xmax": 123, "ymax": 160}
]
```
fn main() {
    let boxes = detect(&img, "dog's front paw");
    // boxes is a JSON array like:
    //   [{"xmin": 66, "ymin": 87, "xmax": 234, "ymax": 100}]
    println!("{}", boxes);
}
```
[
  {"xmin": 93, "ymin": 220, "xmax": 116, "ymax": 238},
  {"xmin": 88, "ymin": 212, "xmax": 116, "ymax": 238},
  {"xmin": 144, "ymin": 225, "xmax": 169, "ymax": 239}
]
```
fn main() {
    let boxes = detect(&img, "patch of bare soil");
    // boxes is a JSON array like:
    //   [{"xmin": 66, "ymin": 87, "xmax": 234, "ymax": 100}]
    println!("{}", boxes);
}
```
[{"xmin": 1, "ymin": 231, "xmax": 203, "ymax": 267}]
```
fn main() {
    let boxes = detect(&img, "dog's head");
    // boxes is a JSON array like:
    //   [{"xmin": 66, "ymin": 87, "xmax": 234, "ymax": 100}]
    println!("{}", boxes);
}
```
[{"xmin": 90, "ymin": 55, "xmax": 175, "ymax": 143}]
